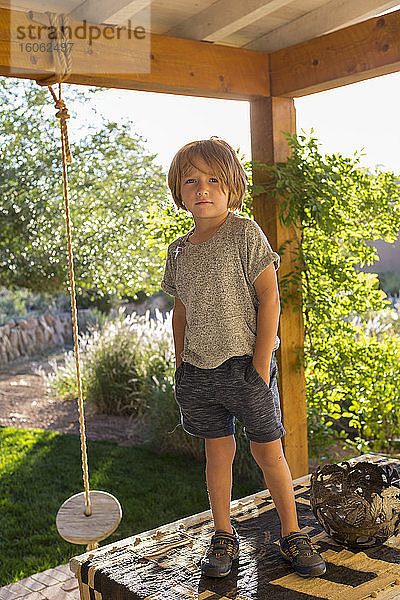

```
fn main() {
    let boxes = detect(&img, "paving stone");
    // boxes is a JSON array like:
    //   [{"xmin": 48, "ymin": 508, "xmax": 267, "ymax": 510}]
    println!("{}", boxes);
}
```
[
  {"xmin": 61, "ymin": 580, "xmax": 79, "ymax": 592},
  {"xmin": 0, "ymin": 583, "xmax": 32, "ymax": 598},
  {"xmin": 41, "ymin": 581, "xmax": 80, "ymax": 600},
  {"xmin": 14, "ymin": 578, "xmax": 44, "ymax": 593},
  {"xmin": 0, "ymin": 586, "xmax": 21, "ymax": 600},
  {"xmin": 0, "ymin": 565, "xmax": 76, "ymax": 600},
  {"xmin": 52, "ymin": 564, "xmax": 73, "ymax": 578},
  {"xmin": 37, "ymin": 568, "xmax": 69, "ymax": 584},
  {"xmin": 29, "ymin": 574, "xmax": 58, "ymax": 588}
]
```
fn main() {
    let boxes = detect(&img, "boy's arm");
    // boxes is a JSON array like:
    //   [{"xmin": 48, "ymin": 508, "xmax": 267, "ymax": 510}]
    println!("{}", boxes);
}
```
[
  {"xmin": 172, "ymin": 297, "xmax": 186, "ymax": 368},
  {"xmin": 253, "ymin": 263, "xmax": 281, "ymax": 385}
]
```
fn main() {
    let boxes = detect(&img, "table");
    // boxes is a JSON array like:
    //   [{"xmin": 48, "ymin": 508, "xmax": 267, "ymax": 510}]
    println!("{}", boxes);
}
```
[{"xmin": 70, "ymin": 453, "xmax": 400, "ymax": 600}]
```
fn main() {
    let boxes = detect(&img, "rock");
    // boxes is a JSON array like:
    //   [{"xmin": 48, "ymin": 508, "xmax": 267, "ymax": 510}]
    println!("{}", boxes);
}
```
[
  {"xmin": 2, "ymin": 323, "xmax": 12, "ymax": 336},
  {"xmin": 24, "ymin": 317, "xmax": 38, "ymax": 330},
  {"xmin": 26, "ymin": 329, "xmax": 38, "ymax": 352},
  {"xmin": 20, "ymin": 330, "xmax": 30, "ymax": 353},
  {"xmin": 35, "ymin": 327, "xmax": 46, "ymax": 351},
  {"xmin": 17, "ymin": 319, "xmax": 29, "ymax": 330},
  {"xmin": 44, "ymin": 314, "xmax": 57, "ymax": 327},
  {"xmin": 16, "ymin": 330, "xmax": 28, "ymax": 354},
  {"xmin": 9, "ymin": 328, "xmax": 19, "ymax": 350}
]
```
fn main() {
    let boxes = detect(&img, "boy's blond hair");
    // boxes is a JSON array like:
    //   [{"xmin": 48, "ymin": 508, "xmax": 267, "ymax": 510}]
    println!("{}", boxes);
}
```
[{"xmin": 168, "ymin": 136, "xmax": 248, "ymax": 212}]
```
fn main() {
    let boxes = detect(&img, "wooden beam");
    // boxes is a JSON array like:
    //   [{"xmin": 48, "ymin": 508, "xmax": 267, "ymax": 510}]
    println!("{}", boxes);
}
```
[
  {"xmin": 250, "ymin": 96, "xmax": 309, "ymax": 479},
  {"xmin": 166, "ymin": 0, "xmax": 293, "ymax": 43},
  {"xmin": 69, "ymin": 0, "xmax": 150, "ymax": 27},
  {"xmin": 270, "ymin": 8, "xmax": 400, "ymax": 97},
  {"xmin": 0, "ymin": 6, "xmax": 269, "ymax": 100},
  {"xmin": 244, "ymin": 0, "xmax": 400, "ymax": 52}
]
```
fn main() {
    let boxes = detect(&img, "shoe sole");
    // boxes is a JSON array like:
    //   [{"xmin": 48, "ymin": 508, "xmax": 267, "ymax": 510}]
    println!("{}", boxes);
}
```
[
  {"xmin": 280, "ymin": 548, "xmax": 327, "ymax": 577},
  {"xmin": 201, "ymin": 551, "xmax": 239, "ymax": 578}
]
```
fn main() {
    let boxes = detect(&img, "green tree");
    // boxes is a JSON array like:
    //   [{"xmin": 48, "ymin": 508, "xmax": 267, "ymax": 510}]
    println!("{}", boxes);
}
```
[{"xmin": 0, "ymin": 77, "xmax": 169, "ymax": 309}]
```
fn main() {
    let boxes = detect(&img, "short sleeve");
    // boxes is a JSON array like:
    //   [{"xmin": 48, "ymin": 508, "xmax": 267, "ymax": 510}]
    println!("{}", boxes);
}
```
[
  {"xmin": 160, "ymin": 242, "xmax": 180, "ymax": 297},
  {"xmin": 246, "ymin": 220, "xmax": 280, "ymax": 285}
]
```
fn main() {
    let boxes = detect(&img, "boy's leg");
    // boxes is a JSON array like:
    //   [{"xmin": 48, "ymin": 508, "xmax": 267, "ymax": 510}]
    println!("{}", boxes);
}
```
[
  {"xmin": 205, "ymin": 434, "xmax": 236, "ymax": 534},
  {"xmin": 249, "ymin": 438, "xmax": 300, "ymax": 536},
  {"xmin": 250, "ymin": 437, "xmax": 326, "ymax": 577}
]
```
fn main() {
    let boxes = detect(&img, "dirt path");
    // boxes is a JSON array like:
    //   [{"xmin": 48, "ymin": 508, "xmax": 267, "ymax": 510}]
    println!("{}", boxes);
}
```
[{"xmin": 0, "ymin": 344, "xmax": 151, "ymax": 447}]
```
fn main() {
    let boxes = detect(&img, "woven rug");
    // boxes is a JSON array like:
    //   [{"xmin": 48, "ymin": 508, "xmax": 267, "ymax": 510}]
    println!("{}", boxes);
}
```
[{"xmin": 73, "ymin": 454, "xmax": 400, "ymax": 600}]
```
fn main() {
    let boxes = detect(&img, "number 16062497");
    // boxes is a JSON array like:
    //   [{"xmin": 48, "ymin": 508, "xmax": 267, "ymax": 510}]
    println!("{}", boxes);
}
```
[{"xmin": 19, "ymin": 42, "xmax": 74, "ymax": 53}]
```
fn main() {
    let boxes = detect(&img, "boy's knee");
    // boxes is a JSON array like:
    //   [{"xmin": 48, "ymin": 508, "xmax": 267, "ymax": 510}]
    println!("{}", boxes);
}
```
[
  {"xmin": 249, "ymin": 439, "xmax": 284, "ymax": 467},
  {"xmin": 205, "ymin": 435, "xmax": 236, "ymax": 464}
]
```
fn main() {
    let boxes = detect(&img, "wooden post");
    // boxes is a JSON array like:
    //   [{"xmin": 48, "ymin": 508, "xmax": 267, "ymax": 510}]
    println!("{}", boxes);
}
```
[{"xmin": 250, "ymin": 96, "xmax": 308, "ymax": 479}]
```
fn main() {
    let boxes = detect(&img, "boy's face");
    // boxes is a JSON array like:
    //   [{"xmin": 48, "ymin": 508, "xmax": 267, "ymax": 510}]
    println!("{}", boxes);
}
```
[{"xmin": 180, "ymin": 157, "xmax": 229, "ymax": 219}]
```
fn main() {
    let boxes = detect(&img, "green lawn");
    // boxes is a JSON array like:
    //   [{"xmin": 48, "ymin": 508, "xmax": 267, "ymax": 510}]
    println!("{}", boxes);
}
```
[{"xmin": 0, "ymin": 426, "xmax": 257, "ymax": 586}]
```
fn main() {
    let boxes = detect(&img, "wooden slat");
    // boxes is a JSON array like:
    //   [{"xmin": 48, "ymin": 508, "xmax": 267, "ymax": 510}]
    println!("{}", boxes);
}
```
[
  {"xmin": 270, "ymin": 8, "xmax": 400, "ymax": 97},
  {"xmin": 249, "ymin": 96, "xmax": 308, "ymax": 479},
  {"xmin": 166, "ymin": 0, "xmax": 294, "ymax": 43},
  {"xmin": 0, "ymin": 6, "xmax": 269, "ymax": 100},
  {"xmin": 69, "ymin": 0, "xmax": 150, "ymax": 27},
  {"xmin": 244, "ymin": 0, "xmax": 400, "ymax": 52}
]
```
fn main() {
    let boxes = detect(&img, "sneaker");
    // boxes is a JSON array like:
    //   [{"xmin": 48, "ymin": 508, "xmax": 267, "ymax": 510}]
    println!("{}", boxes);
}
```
[
  {"xmin": 279, "ymin": 531, "xmax": 326, "ymax": 577},
  {"xmin": 200, "ymin": 528, "xmax": 240, "ymax": 577}
]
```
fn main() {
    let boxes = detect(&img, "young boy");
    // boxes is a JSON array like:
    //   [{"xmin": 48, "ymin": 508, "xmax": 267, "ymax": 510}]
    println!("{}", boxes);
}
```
[{"xmin": 161, "ymin": 137, "xmax": 326, "ymax": 579}]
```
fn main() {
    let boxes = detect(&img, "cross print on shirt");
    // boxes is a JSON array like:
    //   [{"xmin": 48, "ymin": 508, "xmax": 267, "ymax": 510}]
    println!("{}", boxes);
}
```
[{"xmin": 173, "ymin": 244, "xmax": 184, "ymax": 259}]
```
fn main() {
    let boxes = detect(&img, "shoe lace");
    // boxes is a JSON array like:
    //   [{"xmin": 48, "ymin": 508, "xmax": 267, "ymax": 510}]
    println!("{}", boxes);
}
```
[
  {"xmin": 287, "ymin": 535, "xmax": 318, "ymax": 557},
  {"xmin": 206, "ymin": 534, "xmax": 236, "ymax": 559}
]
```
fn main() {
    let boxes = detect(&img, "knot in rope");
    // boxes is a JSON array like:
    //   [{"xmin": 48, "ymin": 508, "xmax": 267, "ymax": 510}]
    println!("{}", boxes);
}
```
[
  {"xmin": 47, "ymin": 86, "xmax": 72, "ymax": 164},
  {"xmin": 55, "ymin": 98, "xmax": 70, "ymax": 121}
]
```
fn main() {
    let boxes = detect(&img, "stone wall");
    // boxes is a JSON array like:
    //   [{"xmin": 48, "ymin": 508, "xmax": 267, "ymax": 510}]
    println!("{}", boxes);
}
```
[
  {"xmin": 0, "ymin": 312, "xmax": 74, "ymax": 365},
  {"xmin": 0, "ymin": 293, "xmax": 172, "ymax": 365}
]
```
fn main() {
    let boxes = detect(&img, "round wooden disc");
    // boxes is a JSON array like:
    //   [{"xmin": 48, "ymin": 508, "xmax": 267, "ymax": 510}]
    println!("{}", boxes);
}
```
[{"xmin": 56, "ymin": 490, "xmax": 122, "ymax": 545}]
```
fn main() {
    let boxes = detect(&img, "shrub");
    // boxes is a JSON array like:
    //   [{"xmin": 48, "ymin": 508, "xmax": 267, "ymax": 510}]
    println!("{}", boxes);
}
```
[
  {"xmin": 307, "ymin": 313, "xmax": 400, "ymax": 457},
  {"xmin": 45, "ymin": 307, "xmax": 169, "ymax": 416}
]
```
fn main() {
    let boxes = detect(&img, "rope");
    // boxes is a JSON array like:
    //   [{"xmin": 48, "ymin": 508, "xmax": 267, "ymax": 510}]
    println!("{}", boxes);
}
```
[
  {"xmin": 32, "ymin": 12, "xmax": 92, "ymax": 517},
  {"xmin": 40, "ymin": 79, "xmax": 92, "ymax": 517}
]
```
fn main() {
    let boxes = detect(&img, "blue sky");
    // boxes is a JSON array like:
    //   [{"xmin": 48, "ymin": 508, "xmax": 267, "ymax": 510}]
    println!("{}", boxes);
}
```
[{"xmin": 70, "ymin": 70, "xmax": 400, "ymax": 176}]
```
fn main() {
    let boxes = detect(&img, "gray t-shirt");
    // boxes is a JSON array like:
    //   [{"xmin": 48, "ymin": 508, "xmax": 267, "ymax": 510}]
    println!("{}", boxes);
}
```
[{"xmin": 161, "ymin": 210, "xmax": 280, "ymax": 369}]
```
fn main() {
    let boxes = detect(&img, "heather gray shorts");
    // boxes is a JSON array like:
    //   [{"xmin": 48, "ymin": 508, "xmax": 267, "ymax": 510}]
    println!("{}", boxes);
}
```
[{"xmin": 173, "ymin": 352, "xmax": 286, "ymax": 443}]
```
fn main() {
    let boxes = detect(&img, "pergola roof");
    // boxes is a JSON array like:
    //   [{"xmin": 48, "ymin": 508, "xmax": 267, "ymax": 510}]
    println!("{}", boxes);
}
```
[
  {"xmin": 9, "ymin": 0, "xmax": 400, "ymax": 52},
  {"xmin": 2, "ymin": 1, "xmax": 400, "ymax": 99}
]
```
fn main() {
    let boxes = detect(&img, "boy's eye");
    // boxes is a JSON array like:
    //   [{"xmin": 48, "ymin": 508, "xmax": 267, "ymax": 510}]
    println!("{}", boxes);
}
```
[{"xmin": 184, "ymin": 177, "xmax": 219, "ymax": 183}]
